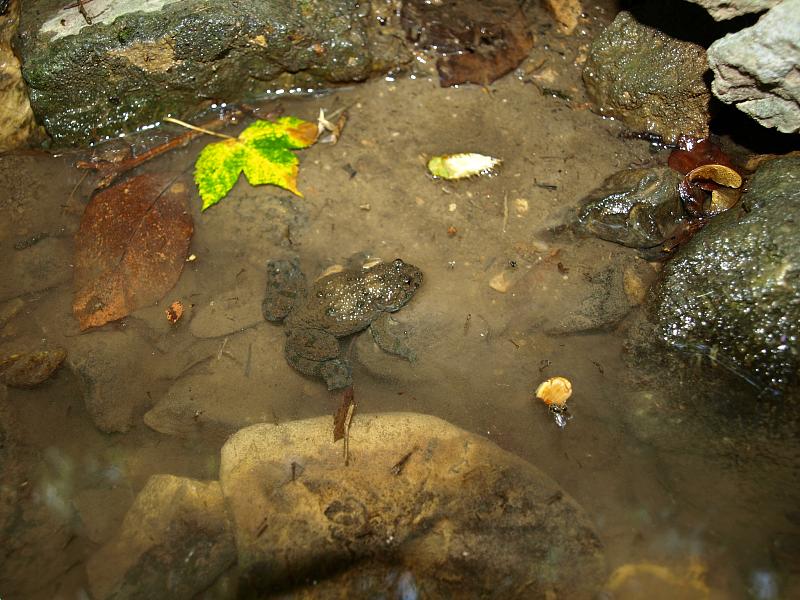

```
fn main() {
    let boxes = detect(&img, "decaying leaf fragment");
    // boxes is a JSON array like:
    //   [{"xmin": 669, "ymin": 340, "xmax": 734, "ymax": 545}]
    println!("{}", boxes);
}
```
[
  {"xmin": 333, "ymin": 386, "xmax": 357, "ymax": 465},
  {"xmin": 667, "ymin": 138, "xmax": 735, "ymax": 175},
  {"xmin": 536, "ymin": 376, "xmax": 573, "ymax": 428},
  {"xmin": 680, "ymin": 163, "xmax": 742, "ymax": 217},
  {"xmin": 536, "ymin": 376, "xmax": 573, "ymax": 407},
  {"xmin": 317, "ymin": 108, "xmax": 347, "ymax": 144},
  {"xmin": 427, "ymin": 153, "xmax": 501, "ymax": 180},
  {"xmin": 194, "ymin": 116, "xmax": 319, "ymax": 210},
  {"xmin": 73, "ymin": 174, "xmax": 193, "ymax": 330},
  {"xmin": 165, "ymin": 300, "xmax": 184, "ymax": 324}
]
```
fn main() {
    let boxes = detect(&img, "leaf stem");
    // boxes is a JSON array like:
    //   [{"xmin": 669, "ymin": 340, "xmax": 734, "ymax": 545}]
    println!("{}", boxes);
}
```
[{"xmin": 163, "ymin": 116, "xmax": 235, "ymax": 140}]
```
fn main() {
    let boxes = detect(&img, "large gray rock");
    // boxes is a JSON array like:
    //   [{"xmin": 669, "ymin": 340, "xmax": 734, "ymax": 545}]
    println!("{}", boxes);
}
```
[
  {"xmin": 86, "ymin": 475, "xmax": 236, "ymax": 600},
  {"xmin": 649, "ymin": 156, "xmax": 800, "ymax": 391},
  {"xmin": 582, "ymin": 11, "xmax": 710, "ymax": 144},
  {"xmin": 684, "ymin": 0, "xmax": 780, "ymax": 20},
  {"xmin": 220, "ymin": 413, "xmax": 607, "ymax": 598},
  {"xmin": 707, "ymin": 0, "xmax": 800, "ymax": 134},
  {"xmin": 17, "ymin": 0, "xmax": 408, "ymax": 146}
]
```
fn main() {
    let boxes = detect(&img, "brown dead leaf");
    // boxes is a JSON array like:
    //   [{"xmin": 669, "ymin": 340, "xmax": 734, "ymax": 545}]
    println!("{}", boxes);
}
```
[
  {"xmin": 333, "ymin": 385, "xmax": 356, "ymax": 442},
  {"xmin": 73, "ymin": 174, "xmax": 193, "ymax": 330}
]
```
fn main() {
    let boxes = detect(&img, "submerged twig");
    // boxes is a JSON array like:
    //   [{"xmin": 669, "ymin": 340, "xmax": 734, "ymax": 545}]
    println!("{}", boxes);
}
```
[
  {"xmin": 76, "ymin": 111, "xmax": 241, "ymax": 190},
  {"xmin": 502, "ymin": 192, "xmax": 509, "ymax": 234},
  {"xmin": 390, "ymin": 446, "xmax": 419, "ymax": 476}
]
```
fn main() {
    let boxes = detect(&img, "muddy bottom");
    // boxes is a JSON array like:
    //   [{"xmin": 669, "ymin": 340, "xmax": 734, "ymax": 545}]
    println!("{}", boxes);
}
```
[{"xmin": 2, "ymin": 15, "xmax": 799, "ymax": 599}]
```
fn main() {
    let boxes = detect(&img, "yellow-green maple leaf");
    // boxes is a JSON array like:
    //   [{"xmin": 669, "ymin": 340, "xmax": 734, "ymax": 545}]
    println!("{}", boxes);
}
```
[{"xmin": 194, "ymin": 116, "xmax": 318, "ymax": 211}]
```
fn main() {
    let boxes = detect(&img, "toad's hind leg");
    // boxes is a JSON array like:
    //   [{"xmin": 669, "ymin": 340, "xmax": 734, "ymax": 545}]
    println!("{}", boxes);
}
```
[
  {"xmin": 284, "ymin": 328, "xmax": 352, "ymax": 390},
  {"xmin": 370, "ymin": 313, "xmax": 416, "ymax": 362}
]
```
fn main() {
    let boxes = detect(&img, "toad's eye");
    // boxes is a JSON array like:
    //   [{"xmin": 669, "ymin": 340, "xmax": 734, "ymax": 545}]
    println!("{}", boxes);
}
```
[{"xmin": 404, "ymin": 277, "xmax": 412, "ymax": 285}]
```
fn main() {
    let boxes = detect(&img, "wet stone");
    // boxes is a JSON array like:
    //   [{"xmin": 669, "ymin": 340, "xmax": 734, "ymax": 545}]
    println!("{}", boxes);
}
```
[
  {"xmin": 1, "ymin": 236, "xmax": 73, "ymax": 302},
  {"xmin": 0, "ymin": 1, "xmax": 41, "ymax": 151},
  {"xmin": 649, "ymin": 156, "xmax": 800, "ymax": 392},
  {"xmin": 548, "ymin": 265, "xmax": 635, "ymax": 334},
  {"xmin": 17, "ymin": 0, "xmax": 407, "ymax": 146},
  {"xmin": 582, "ymin": 11, "xmax": 710, "ymax": 144},
  {"xmin": 219, "ymin": 413, "xmax": 607, "ymax": 598},
  {"xmin": 86, "ymin": 474, "xmax": 236, "ymax": 600},
  {"xmin": 67, "ymin": 329, "xmax": 158, "ymax": 433},
  {"xmin": 144, "ymin": 325, "xmax": 297, "ymax": 440},
  {"xmin": 0, "ymin": 347, "xmax": 66, "ymax": 388}
]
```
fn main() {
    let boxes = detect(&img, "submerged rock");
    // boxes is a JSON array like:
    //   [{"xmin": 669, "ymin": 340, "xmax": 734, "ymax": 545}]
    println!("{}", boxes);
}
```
[
  {"xmin": 649, "ymin": 156, "xmax": 800, "ymax": 391},
  {"xmin": 86, "ymin": 475, "xmax": 236, "ymax": 600},
  {"xmin": 582, "ymin": 11, "xmax": 710, "ymax": 144},
  {"xmin": 220, "ymin": 413, "xmax": 606, "ymax": 597},
  {"xmin": 17, "ymin": 0, "xmax": 409, "ymax": 145},
  {"xmin": 0, "ymin": 347, "xmax": 66, "ymax": 388},
  {"xmin": 683, "ymin": 0, "xmax": 780, "ymax": 20},
  {"xmin": 707, "ymin": 0, "xmax": 800, "ymax": 134}
]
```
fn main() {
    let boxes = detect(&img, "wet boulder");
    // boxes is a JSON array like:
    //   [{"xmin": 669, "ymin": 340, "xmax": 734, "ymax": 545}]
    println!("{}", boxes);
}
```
[
  {"xmin": 582, "ymin": 11, "xmax": 710, "ymax": 144},
  {"xmin": 86, "ymin": 474, "xmax": 236, "ymax": 600},
  {"xmin": 649, "ymin": 156, "xmax": 800, "ymax": 391},
  {"xmin": 220, "ymin": 413, "xmax": 607, "ymax": 598},
  {"xmin": 0, "ymin": 1, "xmax": 42, "ymax": 151},
  {"xmin": 707, "ymin": 0, "xmax": 800, "ymax": 134},
  {"xmin": 576, "ymin": 167, "xmax": 685, "ymax": 250},
  {"xmin": 16, "ymin": 0, "xmax": 409, "ymax": 146},
  {"xmin": 683, "ymin": 0, "xmax": 780, "ymax": 20}
]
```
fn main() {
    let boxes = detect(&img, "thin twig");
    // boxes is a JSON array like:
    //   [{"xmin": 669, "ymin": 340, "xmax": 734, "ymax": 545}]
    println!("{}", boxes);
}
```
[
  {"xmin": 76, "ymin": 111, "xmax": 240, "ymax": 190},
  {"xmin": 502, "ymin": 192, "xmax": 509, "ymax": 234},
  {"xmin": 77, "ymin": 0, "xmax": 92, "ymax": 24},
  {"xmin": 163, "ymin": 117, "xmax": 235, "ymax": 140}
]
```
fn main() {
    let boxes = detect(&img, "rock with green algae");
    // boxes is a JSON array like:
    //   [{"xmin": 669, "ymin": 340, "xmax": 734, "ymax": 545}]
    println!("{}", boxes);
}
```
[
  {"xmin": 16, "ymin": 0, "xmax": 409, "ymax": 146},
  {"xmin": 649, "ymin": 156, "xmax": 800, "ymax": 392},
  {"xmin": 582, "ymin": 11, "xmax": 710, "ymax": 144}
]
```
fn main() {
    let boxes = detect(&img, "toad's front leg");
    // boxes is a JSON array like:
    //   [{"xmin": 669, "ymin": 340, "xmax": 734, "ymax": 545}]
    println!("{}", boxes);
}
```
[{"xmin": 369, "ymin": 313, "xmax": 416, "ymax": 362}]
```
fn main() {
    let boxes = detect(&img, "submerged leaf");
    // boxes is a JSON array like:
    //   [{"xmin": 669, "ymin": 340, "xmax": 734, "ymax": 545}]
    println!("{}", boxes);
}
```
[
  {"xmin": 668, "ymin": 138, "xmax": 736, "ymax": 175},
  {"xmin": 427, "ymin": 153, "xmax": 501, "ymax": 180},
  {"xmin": 194, "ymin": 116, "xmax": 318, "ymax": 210},
  {"xmin": 73, "ymin": 174, "xmax": 193, "ymax": 330}
]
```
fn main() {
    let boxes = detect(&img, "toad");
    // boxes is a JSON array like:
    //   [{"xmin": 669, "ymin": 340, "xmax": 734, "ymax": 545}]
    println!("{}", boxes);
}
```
[{"xmin": 262, "ymin": 257, "xmax": 423, "ymax": 389}]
